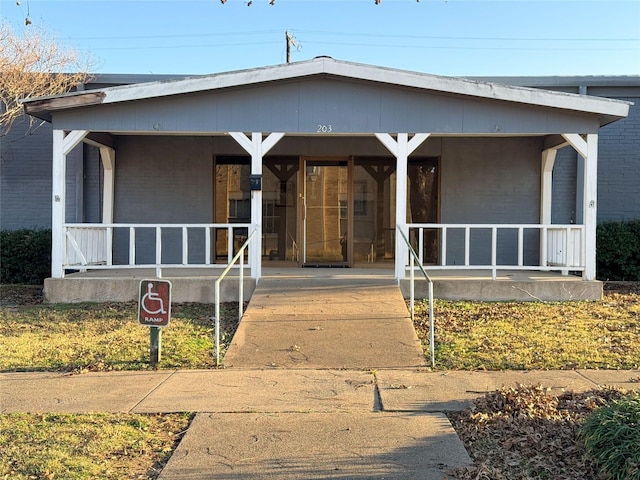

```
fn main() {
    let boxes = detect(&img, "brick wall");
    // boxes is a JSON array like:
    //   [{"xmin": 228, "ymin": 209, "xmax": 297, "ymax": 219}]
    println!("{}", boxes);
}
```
[{"xmin": 597, "ymin": 97, "xmax": 640, "ymax": 222}]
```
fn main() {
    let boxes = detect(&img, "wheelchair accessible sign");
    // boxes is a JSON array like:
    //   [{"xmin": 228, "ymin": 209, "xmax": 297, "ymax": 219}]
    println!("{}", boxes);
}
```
[{"xmin": 138, "ymin": 279, "xmax": 172, "ymax": 327}]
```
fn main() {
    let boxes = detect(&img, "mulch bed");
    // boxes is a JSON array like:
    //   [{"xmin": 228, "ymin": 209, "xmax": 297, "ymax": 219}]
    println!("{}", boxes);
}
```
[{"xmin": 446, "ymin": 385, "xmax": 628, "ymax": 479}]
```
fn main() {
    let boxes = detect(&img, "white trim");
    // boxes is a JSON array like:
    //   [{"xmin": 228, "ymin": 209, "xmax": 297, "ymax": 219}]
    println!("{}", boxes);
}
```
[
  {"xmin": 52, "ymin": 130, "xmax": 65, "ymax": 278},
  {"xmin": 228, "ymin": 132, "xmax": 285, "ymax": 280},
  {"xmin": 100, "ymin": 147, "xmax": 115, "ymax": 224},
  {"xmin": 25, "ymin": 59, "xmax": 629, "ymax": 125},
  {"xmin": 540, "ymin": 148, "xmax": 557, "ymax": 225},
  {"xmin": 376, "ymin": 133, "xmax": 431, "ymax": 280},
  {"xmin": 562, "ymin": 133, "xmax": 588, "ymax": 160},
  {"xmin": 583, "ymin": 134, "xmax": 598, "ymax": 280},
  {"xmin": 49, "ymin": 58, "xmax": 628, "ymax": 120},
  {"xmin": 62, "ymin": 130, "xmax": 88, "ymax": 155}
]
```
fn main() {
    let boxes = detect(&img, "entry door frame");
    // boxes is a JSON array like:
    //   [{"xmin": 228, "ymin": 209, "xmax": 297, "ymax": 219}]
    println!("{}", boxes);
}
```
[{"xmin": 299, "ymin": 156, "xmax": 354, "ymax": 267}]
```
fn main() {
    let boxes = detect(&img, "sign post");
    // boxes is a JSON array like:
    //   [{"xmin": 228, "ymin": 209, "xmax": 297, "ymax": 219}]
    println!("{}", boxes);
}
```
[{"xmin": 138, "ymin": 279, "xmax": 172, "ymax": 366}]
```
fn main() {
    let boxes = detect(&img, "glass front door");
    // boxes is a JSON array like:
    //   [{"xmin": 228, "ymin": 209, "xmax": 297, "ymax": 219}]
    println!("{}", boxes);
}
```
[
  {"xmin": 262, "ymin": 157, "xmax": 299, "ymax": 263},
  {"xmin": 303, "ymin": 160, "xmax": 349, "ymax": 266}
]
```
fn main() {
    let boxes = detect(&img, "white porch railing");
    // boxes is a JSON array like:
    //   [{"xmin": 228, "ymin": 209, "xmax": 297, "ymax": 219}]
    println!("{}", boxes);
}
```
[
  {"xmin": 64, "ymin": 223, "xmax": 254, "ymax": 277},
  {"xmin": 406, "ymin": 223, "xmax": 585, "ymax": 279}
]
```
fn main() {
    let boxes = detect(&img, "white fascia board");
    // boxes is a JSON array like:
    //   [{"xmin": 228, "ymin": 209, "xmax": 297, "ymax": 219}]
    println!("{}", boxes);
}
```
[
  {"xmin": 320, "ymin": 59, "xmax": 631, "ymax": 119},
  {"xmin": 24, "ymin": 57, "xmax": 631, "ymax": 121},
  {"xmin": 101, "ymin": 61, "xmax": 323, "ymax": 104}
]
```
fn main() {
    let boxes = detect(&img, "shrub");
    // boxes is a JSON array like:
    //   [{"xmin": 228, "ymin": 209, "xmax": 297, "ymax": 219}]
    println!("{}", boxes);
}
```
[
  {"xmin": 578, "ymin": 392, "xmax": 640, "ymax": 480},
  {"xmin": 0, "ymin": 229, "xmax": 51, "ymax": 284},
  {"xmin": 597, "ymin": 220, "xmax": 640, "ymax": 281}
]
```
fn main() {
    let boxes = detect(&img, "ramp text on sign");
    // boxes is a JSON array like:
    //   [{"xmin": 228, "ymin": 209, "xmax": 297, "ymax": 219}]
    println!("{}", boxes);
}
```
[{"xmin": 138, "ymin": 279, "xmax": 172, "ymax": 327}]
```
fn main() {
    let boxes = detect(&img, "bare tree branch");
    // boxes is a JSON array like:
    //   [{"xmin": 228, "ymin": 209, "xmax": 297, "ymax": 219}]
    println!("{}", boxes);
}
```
[{"xmin": 0, "ymin": 21, "xmax": 94, "ymax": 135}]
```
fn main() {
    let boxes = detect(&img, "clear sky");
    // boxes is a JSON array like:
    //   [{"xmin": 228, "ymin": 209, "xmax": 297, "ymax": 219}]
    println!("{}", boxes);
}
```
[{"xmin": 1, "ymin": 0, "xmax": 639, "ymax": 77}]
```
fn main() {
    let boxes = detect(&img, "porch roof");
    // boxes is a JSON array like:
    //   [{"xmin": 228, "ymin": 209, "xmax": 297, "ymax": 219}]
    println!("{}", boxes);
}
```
[{"xmin": 23, "ymin": 57, "xmax": 630, "ymax": 128}]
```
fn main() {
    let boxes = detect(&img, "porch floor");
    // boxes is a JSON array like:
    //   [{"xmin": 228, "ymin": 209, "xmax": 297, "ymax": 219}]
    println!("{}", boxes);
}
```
[{"xmin": 43, "ymin": 266, "xmax": 601, "ymax": 303}]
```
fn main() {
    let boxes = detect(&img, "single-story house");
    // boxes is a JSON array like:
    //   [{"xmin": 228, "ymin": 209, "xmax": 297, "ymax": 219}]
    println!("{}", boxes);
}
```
[{"xmin": 5, "ymin": 57, "xmax": 638, "ymax": 301}]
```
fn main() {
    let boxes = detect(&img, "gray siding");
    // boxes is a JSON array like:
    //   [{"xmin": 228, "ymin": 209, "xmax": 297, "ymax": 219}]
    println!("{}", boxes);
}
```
[
  {"xmin": 440, "ymin": 137, "xmax": 542, "ymax": 265},
  {"xmin": 1, "ymin": 117, "xmax": 53, "ymax": 229},
  {"xmin": 82, "ymin": 144, "xmax": 103, "ymax": 223},
  {"xmin": 1, "ymin": 117, "xmax": 103, "ymax": 230},
  {"xmin": 551, "ymin": 148, "xmax": 578, "ymax": 225},
  {"xmin": 112, "ymin": 136, "xmax": 213, "ymax": 264},
  {"xmin": 52, "ymin": 77, "xmax": 601, "ymax": 135}
]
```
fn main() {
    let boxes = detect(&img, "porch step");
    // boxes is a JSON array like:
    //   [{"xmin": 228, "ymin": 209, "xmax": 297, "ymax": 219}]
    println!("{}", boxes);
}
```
[
  {"xmin": 223, "ymin": 276, "xmax": 427, "ymax": 369},
  {"xmin": 399, "ymin": 270, "xmax": 603, "ymax": 302}
]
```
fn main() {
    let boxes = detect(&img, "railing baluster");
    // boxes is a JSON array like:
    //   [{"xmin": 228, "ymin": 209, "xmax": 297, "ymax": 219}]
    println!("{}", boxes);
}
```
[
  {"xmin": 205, "ymin": 227, "xmax": 211, "ymax": 265},
  {"xmin": 106, "ymin": 227, "xmax": 113, "ymax": 266},
  {"xmin": 491, "ymin": 227, "xmax": 497, "ymax": 280},
  {"xmin": 182, "ymin": 227, "xmax": 188, "ymax": 265},
  {"xmin": 517, "ymin": 227, "xmax": 524, "ymax": 266},
  {"xmin": 563, "ymin": 226, "xmax": 569, "ymax": 269},
  {"xmin": 441, "ymin": 227, "xmax": 447, "ymax": 266},
  {"xmin": 464, "ymin": 227, "xmax": 470, "ymax": 266},
  {"xmin": 541, "ymin": 226, "xmax": 548, "ymax": 267},
  {"xmin": 129, "ymin": 227, "xmax": 136, "ymax": 266}
]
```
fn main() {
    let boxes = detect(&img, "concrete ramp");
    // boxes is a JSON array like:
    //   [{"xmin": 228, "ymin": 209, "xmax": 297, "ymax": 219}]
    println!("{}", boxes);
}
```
[{"xmin": 223, "ymin": 276, "xmax": 427, "ymax": 369}]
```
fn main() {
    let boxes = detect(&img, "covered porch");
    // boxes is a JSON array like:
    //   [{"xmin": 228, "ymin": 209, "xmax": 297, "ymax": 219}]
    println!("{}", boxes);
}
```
[{"xmin": 22, "ymin": 58, "xmax": 629, "ymax": 302}]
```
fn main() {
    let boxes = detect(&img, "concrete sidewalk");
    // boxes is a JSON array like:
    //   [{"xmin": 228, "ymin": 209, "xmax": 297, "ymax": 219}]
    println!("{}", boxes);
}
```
[{"xmin": 2, "ymin": 368, "xmax": 639, "ymax": 479}]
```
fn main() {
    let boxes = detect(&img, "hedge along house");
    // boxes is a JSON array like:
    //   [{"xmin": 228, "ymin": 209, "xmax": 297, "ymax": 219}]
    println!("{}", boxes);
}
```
[{"xmin": 21, "ymin": 57, "xmax": 630, "ymax": 302}]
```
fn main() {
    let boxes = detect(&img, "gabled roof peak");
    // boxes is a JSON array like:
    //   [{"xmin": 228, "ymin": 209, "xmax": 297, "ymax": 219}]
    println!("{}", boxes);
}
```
[{"xmin": 22, "ymin": 56, "xmax": 630, "ymax": 126}]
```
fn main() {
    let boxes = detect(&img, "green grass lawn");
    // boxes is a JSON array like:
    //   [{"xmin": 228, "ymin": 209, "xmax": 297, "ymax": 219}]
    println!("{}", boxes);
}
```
[
  {"xmin": 0, "ymin": 301, "xmax": 240, "ymax": 372},
  {"xmin": 0, "ymin": 412, "xmax": 192, "ymax": 480},
  {"xmin": 413, "ymin": 291, "xmax": 640, "ymax": 370}
]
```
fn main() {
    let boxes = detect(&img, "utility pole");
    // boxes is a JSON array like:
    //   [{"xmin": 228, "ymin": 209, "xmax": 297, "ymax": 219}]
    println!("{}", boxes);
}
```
[{"xmin": 285, "ymin": 31, "xmax": 296, "ymax": 63}]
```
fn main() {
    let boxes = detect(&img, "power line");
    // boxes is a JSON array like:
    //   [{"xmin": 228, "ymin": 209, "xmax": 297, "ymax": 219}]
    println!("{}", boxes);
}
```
[
  {"xmin": 61, "ymin": 30, "xmax": 639, "ymax": 44},
  {"xmin": 62, "ymin": 30, "xmax": 283, "ymax": 41},
  {"xmin": 298, "ymin": 29, "xmax": 640, "ymax": 42},
  {"xmin": 85, "ymin": 39, "xmax": 636, "ymax": 53},
  {"xmin": 89, "ymin": 41, "xmax": 281, "ymax": 51}
]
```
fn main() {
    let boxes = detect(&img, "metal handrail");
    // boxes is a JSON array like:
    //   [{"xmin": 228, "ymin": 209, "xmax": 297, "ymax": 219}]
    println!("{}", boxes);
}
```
[
  {"xmin": 397, "ymin": 226, "xmax": 435, "ymax": 368},
  {"xmin": 287, "ymin": 231, "xmax": 299, "ymax": 262},
  {"xmin": 214, "ymin": 228, "xmax": 258, "ymax": 366}
]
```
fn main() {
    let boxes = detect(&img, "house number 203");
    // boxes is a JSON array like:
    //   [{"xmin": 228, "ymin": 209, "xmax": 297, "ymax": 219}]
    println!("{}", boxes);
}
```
[{"xmin": 316, "ymin": 124, "xmax": 332, "ymax": 133}]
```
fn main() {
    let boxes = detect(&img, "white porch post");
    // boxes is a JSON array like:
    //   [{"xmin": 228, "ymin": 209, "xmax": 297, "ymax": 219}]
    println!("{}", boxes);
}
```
[
  {"xmin": 540, "ymin": 148, "xmax": 557, "ymax": 225},
  {"xmin": 375, "ymin": 132, "xmax": 431, "ymax": 281},
  {"xmin": 229, "ymin": 132, "xmax": 284, "ymax": 281},
  {"xmin": 100, "ymin": 146, "xmax": 116, "ymax": 224},
  {"xmin": 51, "ymin": 129, "xmax": 89, "ymax": 278},
  {"xmin": 562, "ymin": 133, "xmax": 598, "ymax": 280},
  {"xmin": 583, "ymin": 134, "xmax": 598, "ymax": 281},
  {"xmin": 539, "ymin": 147, "xmax": 557, "ymax": 271}
]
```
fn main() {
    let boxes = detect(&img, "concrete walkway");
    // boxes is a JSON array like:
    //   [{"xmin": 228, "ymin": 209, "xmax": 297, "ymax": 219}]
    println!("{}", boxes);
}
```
[
  {"xmin": 2, "ymin": 369, "xmax": 639, "ymax": 479},
  {"xmin": 223, "ymin": 276, "xmax": 426, "ymax": 369}
]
